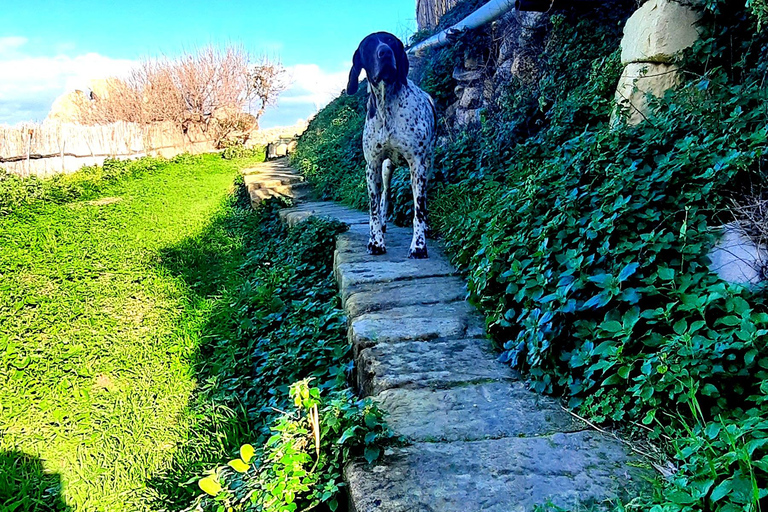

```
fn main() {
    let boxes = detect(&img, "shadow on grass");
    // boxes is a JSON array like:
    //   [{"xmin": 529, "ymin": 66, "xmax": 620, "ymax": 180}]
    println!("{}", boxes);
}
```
[
  {"xmin": 144, "ymin": 184, "xmax": 284, "ymax": 509},
  {"xmin": 0, "ymin": 451, "xmax": 70, "ymax": 512}
]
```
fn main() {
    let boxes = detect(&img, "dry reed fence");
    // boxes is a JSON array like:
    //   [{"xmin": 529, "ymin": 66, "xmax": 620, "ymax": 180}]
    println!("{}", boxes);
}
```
[
  {"xmin": 0, "ymin": 121, "xmax": 215, "ymax": 178},
  {"xmin": 417, "ymin": 0, "xmax": 460, "ymax": 29}
]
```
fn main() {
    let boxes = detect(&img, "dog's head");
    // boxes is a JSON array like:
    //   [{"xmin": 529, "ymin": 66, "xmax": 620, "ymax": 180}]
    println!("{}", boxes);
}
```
[{"xmin": 346, "ymin": 32, "xmax": 409, "ymax": 95}]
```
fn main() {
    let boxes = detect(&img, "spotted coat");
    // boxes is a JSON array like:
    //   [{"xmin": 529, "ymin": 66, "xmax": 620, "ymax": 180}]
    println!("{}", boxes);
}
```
[{"xmin": 362, "ymin": 79, "xmax": 436, "ymax": 258}]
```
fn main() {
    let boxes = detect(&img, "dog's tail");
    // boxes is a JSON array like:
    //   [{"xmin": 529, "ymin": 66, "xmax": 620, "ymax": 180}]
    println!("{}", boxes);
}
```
[{"xmin": 427, "ymin": 94, "xmax": 437, "ymax": 131}]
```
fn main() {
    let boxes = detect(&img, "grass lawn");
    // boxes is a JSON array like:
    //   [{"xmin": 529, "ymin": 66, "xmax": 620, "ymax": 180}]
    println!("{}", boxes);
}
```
[{"xmin": 0, "ymin": 154, "xmax": 263, "ymax": 511}]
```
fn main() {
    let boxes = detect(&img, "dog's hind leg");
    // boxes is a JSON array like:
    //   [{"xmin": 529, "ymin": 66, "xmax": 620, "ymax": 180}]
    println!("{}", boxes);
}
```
[
  {"xmin": 366, "ymin": 158, "xmax": 386, "ymax": 255},
  {"xmin": 380, "ymin": 158, "xmax": 393, "ymax": 233},
  {"xmin": 407, "ymin": 155, "xmax": 429, "ymax": 259}
]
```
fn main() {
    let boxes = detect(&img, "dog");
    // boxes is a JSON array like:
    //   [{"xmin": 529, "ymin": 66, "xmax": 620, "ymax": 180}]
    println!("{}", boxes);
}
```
[{"xmin": 346, "ymin": 32, "xmax": 436, "ymax": 259}]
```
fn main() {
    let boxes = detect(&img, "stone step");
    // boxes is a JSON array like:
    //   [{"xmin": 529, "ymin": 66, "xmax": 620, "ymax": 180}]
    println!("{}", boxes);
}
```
[
  {"xmin": 374, "ymin": 381, "xmax": 584, "ymax": 442},
  {"xmin": 280, "ymin": 201, "xmax": 370, "ymax": 227},
  {"xmin": 344, "ymin": 275, "xmax": 468, "ymax": 318},
  {"xmin": 349, "ymin": 302, "xmax": 485, "ymax": 352},
  {"xmin": 346, "ymin": 432, "xmax": 648, "ymax": 512},
  {"xmin": 356, "ymin": 338, "xmax": 513, "ymax": 395}
]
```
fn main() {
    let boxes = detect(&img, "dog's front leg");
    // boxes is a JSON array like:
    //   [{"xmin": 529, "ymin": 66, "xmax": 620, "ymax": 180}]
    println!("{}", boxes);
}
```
[
  {"xmin": 366, "ymin": 159, "xmax": 386, "ymax": 255},
  {"xmin": 408, "ymin": 156, "xmax": 429, "ymax": 259}
]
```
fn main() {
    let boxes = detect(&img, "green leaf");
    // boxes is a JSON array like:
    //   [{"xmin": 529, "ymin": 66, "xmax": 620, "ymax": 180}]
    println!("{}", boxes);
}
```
[
  {"xmin": 593, "ymin": 340, "xmax": 616, "ymax": 356},
  {"xmin": 658, "ymin": 267, "xmax": 675, "ymax": 281},
  {"xmin": 337, "ymin": 425, "xmax": 359, "ymax": 445},
  {"xmin": 364, "ymin": 446, "xmax": 381, "ymax": 464},
  {"xmin": 364, "ymin": 412, "xmax": 378, "ymax": 428},
  {"xmin": 618, "ymin": 262, "xmax": 639, "ymax": 282},
  {"xmin": 198, "ymin": 476, "xmax": 222, "ymax": 496},
  {"xmin": 710, "ymin": 479, "xmax": 733, "ymax": 502},
  {"xmin": 704, "ymin": 422, "xmax": 721, "ymax": 439},
  {"xmin": 600, "ymin": 320, "xmax": 623, "ymax": 333}
]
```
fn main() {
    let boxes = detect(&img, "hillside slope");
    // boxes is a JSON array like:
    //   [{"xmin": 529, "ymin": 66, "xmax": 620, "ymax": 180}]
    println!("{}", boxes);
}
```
[{"xmin": 292, "ymin": 2, "xmax": 768, "ymax": 510}]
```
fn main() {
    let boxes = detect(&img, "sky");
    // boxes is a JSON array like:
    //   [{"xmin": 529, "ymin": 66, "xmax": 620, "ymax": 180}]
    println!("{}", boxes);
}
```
[{"xmin": 0, "ymin": 0, "xmax": 417, "ymax": 128}]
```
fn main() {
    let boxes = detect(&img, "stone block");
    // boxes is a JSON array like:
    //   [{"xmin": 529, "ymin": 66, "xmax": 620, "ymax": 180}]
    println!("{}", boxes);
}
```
[
  {"xmin": 349, "ymin": 302, "xmax": 485, "ymax": 350},
  {"xmin": 621, "ymin": 0, "xmax": 702, "ymax": 65},
  {"xmin": 357, "ymin": 338, "xmax": 511, "ymax": 395},
  {"xmin": 708, "ymin": 223, "xmax": 767, "ymax": 285},
  {"xmin": 614, "ymin": 62, "xmax": 680, "ymax": 125},
  {"xmin": 346, "ymin": 432, "xmax": 650, "ymax": 512},
  {"xmin": 373, "ymin": 381, "xmax": 585, "ymax": 442}
]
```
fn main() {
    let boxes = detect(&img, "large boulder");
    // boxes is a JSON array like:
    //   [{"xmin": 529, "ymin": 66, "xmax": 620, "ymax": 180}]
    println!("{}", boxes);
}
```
[
  {"xmin": 621, "ymin": 0, "xmax": 702, "ymax": 65},
  {"xmin": 613, "ymin": 62, "xmax": 680, "ymax": 125},
  {"xmin": 708, "ymin": 223, "xmax": 768, "ymax": 286},
  {"xmin": 48, "ymin": 90, "xmax": 89, "ymax": 122}
]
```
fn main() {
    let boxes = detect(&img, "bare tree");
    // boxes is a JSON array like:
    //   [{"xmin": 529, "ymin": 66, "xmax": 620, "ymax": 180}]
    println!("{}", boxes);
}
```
[
  {"xmin": 250, "ymin": 56, "xmax": 289, "ymax": 120},
  {"xmin": 76, "ymin": 45, "xmax": 288, "ymax": 146}
]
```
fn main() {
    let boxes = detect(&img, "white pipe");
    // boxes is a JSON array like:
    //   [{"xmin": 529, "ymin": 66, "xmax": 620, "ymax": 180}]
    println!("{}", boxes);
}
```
[{"xmin": 408, "ymin": 0, "xmax": 517, "ymax": 56}]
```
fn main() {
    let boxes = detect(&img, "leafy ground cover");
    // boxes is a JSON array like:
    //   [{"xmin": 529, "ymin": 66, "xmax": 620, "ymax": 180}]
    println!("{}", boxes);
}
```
[
  {"xmin": 1, "ymin": 151, "xmax": 387, "ymax": 512},
  {"xmin": 292, "ymin": 2, "xmax": 768, "ymax": 510}
]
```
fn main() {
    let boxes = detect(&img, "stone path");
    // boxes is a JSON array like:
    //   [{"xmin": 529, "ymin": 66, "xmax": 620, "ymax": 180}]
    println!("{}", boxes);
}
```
[
  {"xmin": 258, "ymin": 163, "xmax": 649, "ymax": 511},
  {"xmin": 242, "ymin": 158, "xmax": 312, "ymax": 207}
]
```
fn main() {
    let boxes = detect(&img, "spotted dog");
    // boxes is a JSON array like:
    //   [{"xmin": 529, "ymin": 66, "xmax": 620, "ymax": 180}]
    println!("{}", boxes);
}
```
[{"xmin": 346, "ymin": 32, "xmax": 436, "ymax": 259}]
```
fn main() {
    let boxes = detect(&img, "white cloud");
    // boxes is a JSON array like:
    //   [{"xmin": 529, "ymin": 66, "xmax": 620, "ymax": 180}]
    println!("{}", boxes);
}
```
[
  {"xmin": 259, "ymin": 63, "xmax": 351, "ymax": 128},
  {"xmin": 0, "ymin": 37, "xmax": 135, "ymax": 125},
  {"xmin": 282, "ymin": 64, "xmax": 348, "ymax": 109}
]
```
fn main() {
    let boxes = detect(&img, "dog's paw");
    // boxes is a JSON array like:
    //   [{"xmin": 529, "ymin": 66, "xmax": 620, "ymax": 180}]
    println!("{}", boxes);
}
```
[
  {"xmin": 367, "ymin": 242, "xmax": 387, "ymax": 255},
  {"xmin": 408, "ymin": 246, "xmax": 428, "ymax": 259}
]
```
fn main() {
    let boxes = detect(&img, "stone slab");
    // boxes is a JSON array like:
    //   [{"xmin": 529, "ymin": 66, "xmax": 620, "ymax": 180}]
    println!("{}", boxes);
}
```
[
  {"xmin": 346, "ymin": 432, "xmax": 650, "ymax": 512},
  {"xmin": 374, "ymin": 381, "xmax": 585, "ymax": 442},
  {"xmin": 349, "ymin": 302, "xmax": 485, "ymax": 350},
  {"xmin": 357, "ymin": 338, "xmax": 511, "ymax": 395},
  {"xmin": 337, "ymin": 260, "xmax": 457, "ymax": 294},
  {"xmin": 335, "ymin": 226, "xmax": 449, "ymax": 263},
  {"xmin": 280, "ymin": 202, "xmax": 369, "ymax": 226},
  {"xmin": 344, "ymin": 276, "xmax": 467, "ymax": 318}
]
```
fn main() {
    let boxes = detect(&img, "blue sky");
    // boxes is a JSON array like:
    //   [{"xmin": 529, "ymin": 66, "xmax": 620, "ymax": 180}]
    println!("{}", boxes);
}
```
[{"xmin": 0, "ymin": 0, "xmax": 417, "ymax": 128}]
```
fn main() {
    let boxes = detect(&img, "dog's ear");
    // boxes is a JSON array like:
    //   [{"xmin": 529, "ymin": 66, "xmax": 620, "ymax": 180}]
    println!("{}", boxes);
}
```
[
  {"xmin": 391, "ymin": 37, "xmax": 409, "ymax": 88},
  {"xmin": 346, "ymin": 48, "xmax": 363, "ymax": 95}
]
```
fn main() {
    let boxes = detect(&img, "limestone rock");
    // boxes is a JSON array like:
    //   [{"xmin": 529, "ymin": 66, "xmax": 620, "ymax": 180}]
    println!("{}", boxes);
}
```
[
  {"xmin": 621, "ymin": 0, "xmax": 702, "ymax": 65},
  {"xmin": 459, "ymin": 86, "xmax": 483, "ymax": 109},
  {"xmin": 48, "ymin": 90, "xmax": 89, "ymax": 122},
  {"xmin": 614, "ymin": 62, "xmax": 680, "ymax": 125},
  {"xmin": 373, "ymin": 381, "xmax": 584, "ymax": 442},
  {"xmin": 708, "ymin": 223, "xmax": 768, "ymax": 285},
  {"xmin": 455, "ymin": 108, "xmax": 481, "ymax": 127},
  {"xmin": 346, "ymin": 432, "xmax": 650, "ymax": 512}
]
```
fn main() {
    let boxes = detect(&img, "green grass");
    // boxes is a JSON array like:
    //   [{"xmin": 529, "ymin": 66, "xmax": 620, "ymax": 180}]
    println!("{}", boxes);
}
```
[{"xmin": 0, "ymin": 153, "xmax": 265, "ymax": 511}]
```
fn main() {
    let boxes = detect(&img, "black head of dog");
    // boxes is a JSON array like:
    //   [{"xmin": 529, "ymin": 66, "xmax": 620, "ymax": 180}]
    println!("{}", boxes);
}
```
[{"xmin": 346, "ymin": 32, "xmax": 409, "ymax": 95}]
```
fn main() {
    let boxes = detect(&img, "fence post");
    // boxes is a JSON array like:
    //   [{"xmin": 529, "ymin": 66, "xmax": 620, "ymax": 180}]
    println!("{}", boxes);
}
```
[{"xmin": 26, "ymin": 128, "xmax": 33, "ymax": 177}]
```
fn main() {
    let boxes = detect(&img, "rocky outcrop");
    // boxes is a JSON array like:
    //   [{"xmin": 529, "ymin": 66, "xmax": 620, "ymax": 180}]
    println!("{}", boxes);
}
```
[
  {"xmin": 445, "ymin": 11, "xmax": 549, "ymax": 129},
  {"xmin": 613, "ymin": 0, "xmax": 702, "ymax": 125}
]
